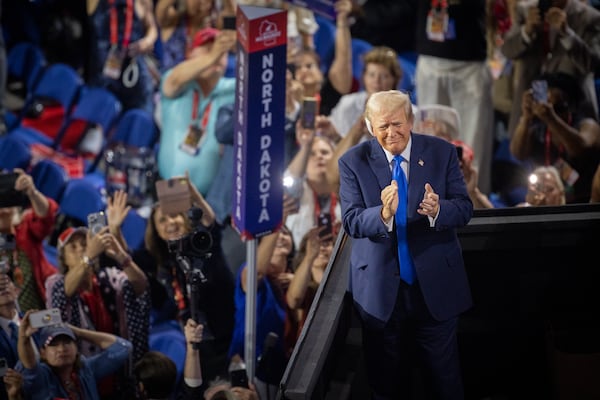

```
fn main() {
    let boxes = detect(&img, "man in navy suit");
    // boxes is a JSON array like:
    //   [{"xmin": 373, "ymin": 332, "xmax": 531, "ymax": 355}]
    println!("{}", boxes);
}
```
[
  {"xmin": 0, "ymin": 273, "xmax": 37, "ymax": 400},
  {"xmin": 338, "ymin": 90, "xmax": 473, "ymax": 399}
]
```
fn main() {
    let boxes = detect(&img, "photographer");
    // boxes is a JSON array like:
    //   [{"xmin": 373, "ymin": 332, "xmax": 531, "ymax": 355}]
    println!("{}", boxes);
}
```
[
  {"xmin": 133, "ymin": 174, "xmax": 234, "ymax": 389},
  {"xmin": 509, "ymin": 72, "xmax": 600, "ymax": 203},
  {"xmin": 0, "ymin": 168, "xmax": 58, "ymax": 312},
  {"xmin": 44, "ymin": 193, "xmax": 150, "ymax": 399},
  {"xmin": 517, "ymin": 165, "xmax": 566, "ymax": 207}
]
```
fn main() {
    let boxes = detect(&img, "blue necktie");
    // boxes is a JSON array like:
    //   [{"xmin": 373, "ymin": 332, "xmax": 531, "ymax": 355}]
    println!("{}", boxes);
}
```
[
  {"xmin": 8, "ymin": 321, "xmax": 18, "ymax": 351},
  {"xmin": 393, "ymin": 155, "xmax": 416, "ymax": 284}
]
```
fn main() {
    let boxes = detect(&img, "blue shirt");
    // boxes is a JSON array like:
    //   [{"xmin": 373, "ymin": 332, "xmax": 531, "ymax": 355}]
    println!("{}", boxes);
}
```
[
  {"xmin": 17, "ymin": 338, "xmax": 132, "ymax": 400},
  {"xmin": 158, "ymin": 73, "xmax": 236, "ymax": 195},
  {"xmin": 228, "ymin": 264, "xmax": 286, "ymax": 363}
]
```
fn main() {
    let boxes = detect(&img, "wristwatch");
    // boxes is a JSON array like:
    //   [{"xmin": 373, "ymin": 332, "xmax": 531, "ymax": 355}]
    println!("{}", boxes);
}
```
[{"xmin": 82, "ymin": 255, "xmax": 94, "ymax": 268}]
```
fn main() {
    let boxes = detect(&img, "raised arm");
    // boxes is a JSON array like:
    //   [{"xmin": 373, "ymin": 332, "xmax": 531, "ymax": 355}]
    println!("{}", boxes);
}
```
[
  {"xmin": 509, "ymin": 89, "xmax": 536, "ymax": 160},
  {"xmin": 69, "ymin": 325, "xmax": 118, "ymax": 350},
  {"xmin": 104, "ymin": 234, "xmax": 148, "ymax": 296},
  {"xmin": 327, "ymin": 0, "xmax": 353, "ymax": 95},
  {"xmin": 64, "ymin": 227, "xmax": 108, "ymax": 297},
  {"xmin": 182, "ymin": 318, "xmax": 203, "ymax": 388},
  {"xmin": 286, "ymin": 227, "xmax": 321, "ymax": 309},
  {"xmin": 162, "ymin": 30, "xmax": 236, "ymax": 98},
  {"xmin": 13, "ymin": 169, "xmax": 49, "ymax": 218},
  {"xmin": 128, "ymin": 0, "xmax": 158, "ymax": 58},
  {"xmin": 17, "ymin": 311, "xmax": 38, "ymax": 369},
  {"xmin": 325, "ymin": 116, "xmax": 370, "ymax": 194},
  {"xmin": 106, "ymin": 190, "xmax": 131, "ymax": 251},
  {"xmin": 186, "ymin": 172, "xmax": 216, "ymax": 227},
  {"xmin": 285, "ymin": 123, "xmax": 316, "ymax": 180}
]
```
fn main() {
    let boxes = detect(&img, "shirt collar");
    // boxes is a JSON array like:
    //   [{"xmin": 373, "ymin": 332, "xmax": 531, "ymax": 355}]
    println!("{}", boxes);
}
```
[
  {"xmin": 0, "ymin": 313, "xmax": 19, "ymax": 333},
  {"xmin": 381, "ymin": 135, "xmax": 412, "ymax": 165}
]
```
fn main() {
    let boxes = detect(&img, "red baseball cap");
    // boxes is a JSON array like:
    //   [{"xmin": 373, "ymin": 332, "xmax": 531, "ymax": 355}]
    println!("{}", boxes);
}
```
[
  {"xmin": 57, "ymin": 227, "xmax": 87, "ymax": 250},
  {"xmin": 191, "ymin": 28, "xmax": 220, "ymax": 50}
]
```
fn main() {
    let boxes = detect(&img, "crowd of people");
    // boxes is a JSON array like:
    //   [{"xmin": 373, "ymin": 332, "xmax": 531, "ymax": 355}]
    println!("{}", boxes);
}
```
[{"xmin": 1, "ymin": 0, "xmax": 600, "ymax": 399}]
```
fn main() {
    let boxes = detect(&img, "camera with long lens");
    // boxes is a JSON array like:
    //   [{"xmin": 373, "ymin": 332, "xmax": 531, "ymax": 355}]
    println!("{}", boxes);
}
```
[
  {"xmin": 167, "ymin": 206, "xmax": 215, "ymax": 342},
  {"xmin": 167, "ymin": 207, "xmax": 213, "ymax": 259}
]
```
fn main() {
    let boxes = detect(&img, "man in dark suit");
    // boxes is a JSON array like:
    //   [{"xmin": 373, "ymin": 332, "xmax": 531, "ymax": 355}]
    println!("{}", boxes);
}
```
[
  {"xmin": 0, "ymin": 273, "xmax": 37, "ymax": 400},
  {"xmin": 338, "ymin": 90, "xmax": 473, "ymax": 399}
]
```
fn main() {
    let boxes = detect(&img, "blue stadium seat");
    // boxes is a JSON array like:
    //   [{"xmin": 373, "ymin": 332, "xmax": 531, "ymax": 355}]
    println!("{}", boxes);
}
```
[
  {"xmin": 109, "ymin": 108, "xmax": 157, "ymax": 148},
  {"xmin": 57, "ymin": 85, "xmax": 122, "ymax": 158},
  {"xmin": 8, "ymin": 63, "xmax": 83, "ymax": 147},
  {"xmin": 30, "ymin": 159, "xmax": 69, "ymax": 203},
  {"xmin": 59, "ymin": 178, "xmax": 107, "ymax": 224},
  {"xmin": 0, "ymin": 135, "xmax": 31, "ymax": 171},
  {"xmin": 6, "ymin": 42, "xmax": 47, "ymax": 129}
]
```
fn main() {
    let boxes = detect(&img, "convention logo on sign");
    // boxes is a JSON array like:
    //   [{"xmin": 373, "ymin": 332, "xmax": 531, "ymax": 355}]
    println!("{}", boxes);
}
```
[{"xmin": 232, "ymin": 6, "xmax": 287, "ymax": 240}]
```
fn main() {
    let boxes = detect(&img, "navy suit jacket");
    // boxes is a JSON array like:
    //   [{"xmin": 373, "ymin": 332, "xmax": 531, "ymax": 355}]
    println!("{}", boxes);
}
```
[{"xmin": 338, "ymin": 133, "xmax": 473, "ymax": 329}]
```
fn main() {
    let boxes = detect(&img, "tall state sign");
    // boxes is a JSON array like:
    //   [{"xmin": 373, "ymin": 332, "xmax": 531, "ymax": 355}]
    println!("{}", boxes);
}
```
[{"xmin": 232, "ymin": 5, "xmax": 287, "ymax": 240}]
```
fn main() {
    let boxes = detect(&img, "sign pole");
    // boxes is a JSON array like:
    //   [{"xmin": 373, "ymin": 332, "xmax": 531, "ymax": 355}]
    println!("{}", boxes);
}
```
[
  {"xmin": 231, "ymin": 4, "xmax": 287, "ymax": 388},
  {"xmin": 244, "ymin": 239, "xmax": 258, "ymax": 381}
]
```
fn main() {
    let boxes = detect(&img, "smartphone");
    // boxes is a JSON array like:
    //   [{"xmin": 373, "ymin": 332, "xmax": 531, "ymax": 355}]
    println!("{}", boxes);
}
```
[
  {"xmin": 300, "ymin": 97, "xmax": 318, "ymax": 129},
  {"xmin": 87, "ymin": 211, "xmax": 107, "ymax": 236},
  {"xmin": 230, "ymin": 368, "xmax": 249, "ymax": 388},
  {"xmin": 318, "ymin": 213, "xmax": 332, "ymax": 238},
  {"xmin": 155, "ymin": 177, "xmax": 191, "ymax": 216},
  {"xmin": 0, "ymin": 172, "xmax": 29, "ymax": 208},
  {"xmin": 0, "ymin": 358, "xmax": 7, "ymax": 377},
  {"xmin": 223, "ymin": 15, "xmax": 236, "ymax": 30},
  {"xmin": 531, "ymin": 80, "xmax": 548, "ymax": 103},
  {"xmin": 29, "ymin": 308, "xmax": 62, "ymax": 329}
]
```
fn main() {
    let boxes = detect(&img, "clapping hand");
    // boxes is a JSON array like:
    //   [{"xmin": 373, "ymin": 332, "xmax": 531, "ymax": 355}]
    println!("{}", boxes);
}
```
[
  {"xmin": 417, "ymin": 183, "xmax": 439, "ymax": 217},
  {"xmin": 380, "ymin": 181, "xmax": 399, "ymax": 222}
]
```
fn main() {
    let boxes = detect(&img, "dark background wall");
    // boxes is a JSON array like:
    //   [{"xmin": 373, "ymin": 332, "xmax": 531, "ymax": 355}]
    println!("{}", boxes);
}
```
[{"xmin": 280, "ymin": 204, "xmax": 600, "ymax": 400}]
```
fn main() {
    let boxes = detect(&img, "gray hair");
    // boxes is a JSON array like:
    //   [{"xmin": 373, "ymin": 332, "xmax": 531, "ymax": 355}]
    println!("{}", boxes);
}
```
[{"xmin": 364, "ymin": 90, "xmax": 413, "ymax": 135}]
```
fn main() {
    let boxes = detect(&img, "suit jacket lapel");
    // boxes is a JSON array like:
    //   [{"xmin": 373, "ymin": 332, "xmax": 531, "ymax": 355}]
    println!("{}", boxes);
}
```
[
  {"xmin": 367, "ymin": 140, "xmax": 392, "ymax": 192},
  {"xmin": 407, "ymin": 134, "xmax": 426, "ymax": 218}
]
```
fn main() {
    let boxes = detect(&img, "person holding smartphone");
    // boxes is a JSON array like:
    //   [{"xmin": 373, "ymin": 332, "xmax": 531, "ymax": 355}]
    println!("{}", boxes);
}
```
[
  {"xmin": 510, "ymin": 72, "xmax": 600, "ymax": 203},
  {"xmin": 285, "ymin": 225, "xmax": 334, "ymax": 339},
  {"xmin": 155, "ymin": 0, "xmax": 236, "ymax": 73},
  {"xmin": 15, "ymin": 317, "xmax": 132, "ymax": 400},
  {"xmin": 133, "ymin": 174, "xmax": 235, "ymax": 390},
  {"xmin": 284, "ymin": 125, "xmax": 341, "ymax": 250},
  {"xmin": 44, "ymin": 192, "xmax": 149, "ymax": 398},
  {"xmin": 0, "ymin": 168, "xmax": 58, "ymax": 313}
]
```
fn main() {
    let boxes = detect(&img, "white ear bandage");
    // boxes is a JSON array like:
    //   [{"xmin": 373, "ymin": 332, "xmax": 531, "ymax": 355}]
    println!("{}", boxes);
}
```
[{"xmin": 365, "ymin": 118, "xmax": 374, "ymax": 136}]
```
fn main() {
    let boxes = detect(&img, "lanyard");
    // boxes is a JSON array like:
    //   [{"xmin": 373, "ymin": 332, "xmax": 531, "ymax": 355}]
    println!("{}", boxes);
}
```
[
  {"xmin": 313, "ymin": 191, "xmax": 337, "ymax": 222},
  {"xmin": 544, "ymin": 128, "xmax": 552, "ymax": 166},
  {"xmin": 191, "ymin": 90, "xmax": 213, "ymax": 129},
  {"xmin": 185, "ymin": 17, "xmax": 193, "ymax": 58},
  {"xmin": 109, "ymin": 0, "xmax": 134, "ymax": 48}
]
